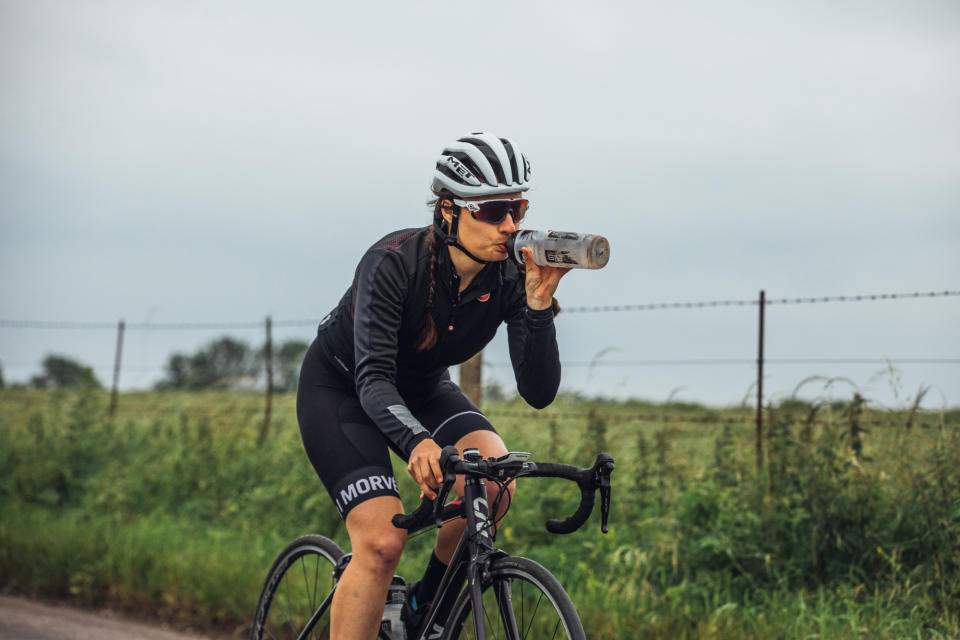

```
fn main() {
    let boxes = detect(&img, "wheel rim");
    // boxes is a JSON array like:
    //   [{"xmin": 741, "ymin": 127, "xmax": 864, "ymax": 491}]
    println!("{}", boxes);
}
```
[{"xmin": 258, "ymin": 545, "xmax": 340, "ymax": 640}]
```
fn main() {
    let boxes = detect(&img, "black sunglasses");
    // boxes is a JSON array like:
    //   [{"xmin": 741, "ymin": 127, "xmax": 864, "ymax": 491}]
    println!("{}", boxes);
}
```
[{"xmin": 451, "ymin": 198, "xmax": 529, "ymax": 225}]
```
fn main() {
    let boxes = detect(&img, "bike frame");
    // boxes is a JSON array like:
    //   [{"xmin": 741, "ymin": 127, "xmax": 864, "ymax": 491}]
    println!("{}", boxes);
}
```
[{"xmin": 410, "ymin": 472, "xmax": 504, "ymax": 640}]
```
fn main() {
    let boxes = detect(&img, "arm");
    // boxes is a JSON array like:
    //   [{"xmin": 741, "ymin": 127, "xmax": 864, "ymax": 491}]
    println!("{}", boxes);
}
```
[
  {"xmin": 505, "ymin": 248, "xmax": 570, "ymax": 408},
  {"xmin": 506, "ymin": 303, "xmax": 561, "ymax": 409},
  {"xmin": 352, "ymin": 249, "xmax": 431, "ymax": 457}
]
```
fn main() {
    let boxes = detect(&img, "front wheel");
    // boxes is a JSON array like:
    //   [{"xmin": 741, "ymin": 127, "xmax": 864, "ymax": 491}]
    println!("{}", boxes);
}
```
[
  {"xmin": 442, "ymin": 556, "xmax": 585, "ymax": 640},
  {"xmin": 250, "ymin": 534, "xmax": 345, "ymax": 640}
]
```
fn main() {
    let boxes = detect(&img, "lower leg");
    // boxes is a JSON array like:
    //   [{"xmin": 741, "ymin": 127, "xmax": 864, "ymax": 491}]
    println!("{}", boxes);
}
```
[
  {"xmin": 434, "ymin": 516, "xmax": 465, "ymax": 563},
  {"xmin": 331, "ymin": 559, "xmax": 395, "ymax": 640},
  {"xmin": 406, "ymin": 518, "xmax": 462, "ymax": 614},
  {"xmin": 332, "ymin": 497, "xmax": 406, "ymax": 640}
]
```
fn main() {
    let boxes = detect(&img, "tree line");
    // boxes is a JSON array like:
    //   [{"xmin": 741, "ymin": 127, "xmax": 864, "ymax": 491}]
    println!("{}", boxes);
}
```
[{"xmin": 4, "ymin": 337, "xmax": 310, "ymax": 392}]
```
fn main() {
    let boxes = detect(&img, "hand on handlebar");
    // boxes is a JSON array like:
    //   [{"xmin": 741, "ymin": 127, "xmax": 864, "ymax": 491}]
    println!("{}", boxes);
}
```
[{"xmin": 407, "ymin": 438, "xmax": 445, "ymax": 500}]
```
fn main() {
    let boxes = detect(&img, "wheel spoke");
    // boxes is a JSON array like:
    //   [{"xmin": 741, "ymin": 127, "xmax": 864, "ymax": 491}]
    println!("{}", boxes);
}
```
[
  {"xmin": 550, "ymin": 617, "xmax": 562, "ymax": 640},
  {"xmin": 301, "ymin": 555, "xmax": 312, "ymax": 608},
  {"xmin": 313, "ymin": 554, "xmax": 321, "ymax": 607},
  {"xmin": 521, "ymin": 584, "xmax": 545, "ymax": 639},
  {"xmin": 283, "ymin": 571, "xmax": 297, "ymax": 638},
  {"xmin": 520, "ymin": 580, "xmax": 524, "ymax": 637},
  {"xmin": 484, "ymin": 600, "xmax": 499, "ymax": 640}
]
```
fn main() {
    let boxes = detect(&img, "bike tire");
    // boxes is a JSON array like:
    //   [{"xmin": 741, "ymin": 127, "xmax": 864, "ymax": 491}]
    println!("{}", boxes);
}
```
[
  {"xmin": 441, "ymin": 556, "xmax": 586, "ymax": 640},
  {"xmin": 250, "ymin": 534, "xmax": 345, "ymax": 640}
]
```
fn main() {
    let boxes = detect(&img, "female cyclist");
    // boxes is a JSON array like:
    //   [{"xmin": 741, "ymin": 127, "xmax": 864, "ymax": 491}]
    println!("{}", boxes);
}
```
[{"xmin": 297, "ymin": 131, "xmax": 568, "ymax": 639}]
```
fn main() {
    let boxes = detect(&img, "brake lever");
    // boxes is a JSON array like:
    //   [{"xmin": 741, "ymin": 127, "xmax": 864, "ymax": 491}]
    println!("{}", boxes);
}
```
[
  {"xmin": 599, "ymin": 471, "xmax": 611, "ymax": 533},
  {"xmin": 593, "ymin": 455, "xmax": 615, "ymax": 534},
  {"xmin": 432, "ymin": 446, "xmax": 461, "ymax": 529},
  {"xmin": 433, "ymin": 473, "xmax": 456, "ymax": 528}
]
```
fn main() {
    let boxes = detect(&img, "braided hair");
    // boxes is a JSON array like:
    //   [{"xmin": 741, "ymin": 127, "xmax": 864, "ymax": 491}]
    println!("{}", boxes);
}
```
[{"xmin": 413, "ymin": 198, "xmax": 445, "ymax": 352}]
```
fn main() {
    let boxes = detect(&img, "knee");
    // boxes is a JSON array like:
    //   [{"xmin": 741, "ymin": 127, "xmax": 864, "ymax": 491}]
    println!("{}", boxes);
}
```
[{"xmin": 354, "ymin": 530, "xmax": 406, "ymax": 575}]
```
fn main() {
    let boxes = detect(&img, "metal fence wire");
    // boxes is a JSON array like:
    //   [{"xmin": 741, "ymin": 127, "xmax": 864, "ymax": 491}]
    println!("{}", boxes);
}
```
[
  {"xmin": 1, "ymin": 288, "xmax": 957, "ymax": 454},
  {"xmin": 2, "ymin": 289, "xmax": 958, "ymax": 329}
]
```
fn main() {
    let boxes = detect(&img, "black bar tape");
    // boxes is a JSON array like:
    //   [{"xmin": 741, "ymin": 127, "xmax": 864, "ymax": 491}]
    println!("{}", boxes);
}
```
[{"xmin": 546, "ymin": 488, "xmax": 596, "ymax": 534}]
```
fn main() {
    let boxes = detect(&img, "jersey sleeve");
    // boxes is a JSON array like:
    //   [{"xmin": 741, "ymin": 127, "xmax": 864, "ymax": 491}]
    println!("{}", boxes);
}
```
[
  {"xmin": 504, "ymin": 282, "xmax": 561, "ymax": 409},
  {"xmin": 353, "ymin": 249, "xmax": 431, "ymax": 457}
]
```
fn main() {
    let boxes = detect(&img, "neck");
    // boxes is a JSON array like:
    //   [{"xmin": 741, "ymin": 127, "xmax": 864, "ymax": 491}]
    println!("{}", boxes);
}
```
[{"xmin": 446, "ymin": 245, "xmax": 485, "ymax": 283}]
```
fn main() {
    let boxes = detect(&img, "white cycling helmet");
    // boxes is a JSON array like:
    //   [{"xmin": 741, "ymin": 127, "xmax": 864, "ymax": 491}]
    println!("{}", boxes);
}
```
[{"xmin": 431, "ymin": 132, "xmax": 532, "ymax": 197}]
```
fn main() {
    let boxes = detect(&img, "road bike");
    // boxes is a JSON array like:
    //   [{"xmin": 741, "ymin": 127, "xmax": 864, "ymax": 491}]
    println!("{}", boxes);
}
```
[{"xmin": 250, "ymin": 445, "xmax": 614, "ymax": 640}]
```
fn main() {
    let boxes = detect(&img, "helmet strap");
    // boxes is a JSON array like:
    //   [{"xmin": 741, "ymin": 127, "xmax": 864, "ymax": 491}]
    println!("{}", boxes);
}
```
[{"xmin": 437, "ymin": 207, "xmax": 490, "ymax": 265}]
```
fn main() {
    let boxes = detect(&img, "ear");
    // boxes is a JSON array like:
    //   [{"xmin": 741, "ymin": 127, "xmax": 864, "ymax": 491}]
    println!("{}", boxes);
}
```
[{"xmin": 440, "ymin": 200, "xmax": 454, "ymax": 225}]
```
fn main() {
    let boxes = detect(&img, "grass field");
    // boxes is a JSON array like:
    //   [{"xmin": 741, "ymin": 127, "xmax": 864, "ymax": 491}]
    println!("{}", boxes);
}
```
[{"xmin": 1, "ymin": 386, "xmax": 958, "ymax": 638}]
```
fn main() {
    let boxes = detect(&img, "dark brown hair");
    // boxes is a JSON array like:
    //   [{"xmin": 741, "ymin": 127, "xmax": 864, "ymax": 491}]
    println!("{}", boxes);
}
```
[{"xmin": 413, "ymin": 199, "xmax": 446, "ymax": 352}]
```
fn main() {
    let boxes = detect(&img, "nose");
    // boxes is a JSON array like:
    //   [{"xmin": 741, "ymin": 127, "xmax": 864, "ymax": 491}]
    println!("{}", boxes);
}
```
[{"xmin": 498, "ymin": 214, "xmax": 517, "ymax": 234}]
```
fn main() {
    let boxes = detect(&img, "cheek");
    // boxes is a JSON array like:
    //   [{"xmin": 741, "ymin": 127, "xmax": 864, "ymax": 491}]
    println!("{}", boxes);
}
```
[{"xmin": 460, "ymin": 218, "xmax": 484, "ymax": 242}]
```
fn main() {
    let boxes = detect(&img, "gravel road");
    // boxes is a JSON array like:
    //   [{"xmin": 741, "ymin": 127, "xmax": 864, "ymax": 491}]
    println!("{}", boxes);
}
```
[{"xmin": 0, "ymin": 595, "xmax": 232, "ymax": 640}]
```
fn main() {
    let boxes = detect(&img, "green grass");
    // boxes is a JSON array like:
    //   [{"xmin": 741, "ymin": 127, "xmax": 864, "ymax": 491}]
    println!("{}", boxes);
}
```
[{"xmin": 1, "ymin": 387, "xmax": 958, "ymax": 638}]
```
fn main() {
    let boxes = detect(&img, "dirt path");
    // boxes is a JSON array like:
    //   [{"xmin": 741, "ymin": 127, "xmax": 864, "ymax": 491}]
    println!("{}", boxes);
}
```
[{"xmin": 0, "ymin": 595, "xmax": 233, "ymax": 640}]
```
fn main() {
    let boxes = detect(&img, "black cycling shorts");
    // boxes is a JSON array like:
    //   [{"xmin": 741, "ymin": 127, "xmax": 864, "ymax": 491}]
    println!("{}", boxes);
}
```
[{"xmin": 297, "ymin": 339, "xmax": 496, "ymax": 520}]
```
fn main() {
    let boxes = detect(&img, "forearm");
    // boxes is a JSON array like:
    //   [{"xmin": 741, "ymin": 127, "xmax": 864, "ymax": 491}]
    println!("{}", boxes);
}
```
[{"xmin": 510, "ymin": 307, "xmax": 561, "ymax": 409}]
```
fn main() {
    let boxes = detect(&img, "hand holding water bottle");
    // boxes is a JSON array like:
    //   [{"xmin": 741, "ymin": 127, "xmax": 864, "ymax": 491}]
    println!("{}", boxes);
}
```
[
  {"xmin": 507, "ymin": 230, "xmax": 610, "ymax": 270},
  {"xmin": 509, "ymin": 230, "xmax": 610, "ymax": 310}
]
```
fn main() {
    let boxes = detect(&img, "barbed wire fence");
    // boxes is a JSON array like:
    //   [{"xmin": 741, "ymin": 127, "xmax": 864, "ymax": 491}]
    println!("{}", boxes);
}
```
[
  {"xmin": 4, "ymin": 290, "xmax": 956, "ymax": 329},
  {"xmin": 2, "ymin": 289, "xmax": 958, "ymax": 458}
]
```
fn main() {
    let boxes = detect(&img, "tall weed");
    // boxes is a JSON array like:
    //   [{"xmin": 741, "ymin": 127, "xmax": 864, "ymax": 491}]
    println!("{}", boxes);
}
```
[{"xmin": 0, "ymin": 388, "xmax": 956, "ymax": 638}]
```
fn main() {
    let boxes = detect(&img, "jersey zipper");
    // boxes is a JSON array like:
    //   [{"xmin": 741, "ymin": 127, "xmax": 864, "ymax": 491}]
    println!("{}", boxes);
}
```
[{"xmin": 447, "ymin": 272, "xmax": 461, "ymax": 332}]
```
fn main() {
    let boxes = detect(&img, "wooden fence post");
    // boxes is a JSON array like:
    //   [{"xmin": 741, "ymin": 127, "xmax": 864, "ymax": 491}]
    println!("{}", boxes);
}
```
[
  {"xmin": 260, "ymin": 316, "xmax": 273, "ymax": 445},
  {"xmin": 461, "ymin": 351, "xmax": 483, "ymax": 409},
  {"xmin": 109, "ymin": 319, "xmax": 124, "ymax": 417},
  {"xmin": 756, "ymin": 290, "xmax": 765, "ymax": 471}
]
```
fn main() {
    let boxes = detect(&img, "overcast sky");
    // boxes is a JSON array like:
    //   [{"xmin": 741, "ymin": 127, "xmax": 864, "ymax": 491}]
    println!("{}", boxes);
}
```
[{"xmin": 1, "ymin": 0, "xmax": 958, "ymax": 409}]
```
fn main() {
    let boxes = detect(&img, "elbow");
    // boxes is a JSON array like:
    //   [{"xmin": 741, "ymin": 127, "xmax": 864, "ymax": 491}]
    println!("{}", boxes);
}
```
[
  {"xmin": 518, "ymin": 381, "xmax": 559, "ymax": 410},
  {"xmin": 526, "ymin": 395, "xmax": 555, "ymax": 410}
]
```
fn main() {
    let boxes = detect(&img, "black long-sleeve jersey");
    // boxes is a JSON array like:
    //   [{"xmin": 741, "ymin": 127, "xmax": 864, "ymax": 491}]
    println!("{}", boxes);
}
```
[{"xmin": 313, "ymin": 227, "xmax": 561, "ymax": 457}]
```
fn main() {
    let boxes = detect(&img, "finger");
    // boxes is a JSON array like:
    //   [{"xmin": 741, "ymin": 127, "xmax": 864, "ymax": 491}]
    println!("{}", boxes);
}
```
[
  {"xmin": 413, "ymin": 460, "xmax": 428, "ymax": 485},
  {"xmin": 549, "ymin": 269, "xmax": 571, "ymax": 287},
  {"xmin": 408, "ymin": 457, "xmax": 422, "ymax": 482},
  {"xmin": 545, "ymin": 266, "xmax": 569, "ymax": 285},
  {"xmin": 521, "ymin": 247, "xmax": 539, "ymax": 271},
  {"xmin": 420, "ymin": 458, "xmax": 439, "ymax": 489},
  {"xmin": 428, "ymin": 454, "xmax": 444, "ymax": 485},
  {"xmin": 420, "ymin": 481, "xmax": 437, "ymax": 500}
]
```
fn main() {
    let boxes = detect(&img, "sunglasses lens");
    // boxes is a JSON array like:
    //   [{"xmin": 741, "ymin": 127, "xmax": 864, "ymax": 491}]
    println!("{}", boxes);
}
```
[{"xmin": 473, "ymin": 200, "xmax": 528, "ymax": 224}]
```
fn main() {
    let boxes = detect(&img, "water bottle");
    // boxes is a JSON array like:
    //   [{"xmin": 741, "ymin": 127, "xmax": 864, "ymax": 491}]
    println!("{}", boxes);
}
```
[
  {"xmin": 381, "ymin": 575, "xmax": 407, "ymax": 640},
  {"xmin": 506, "ymin": 230, "xmax": 610, "ymax": 269}
]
